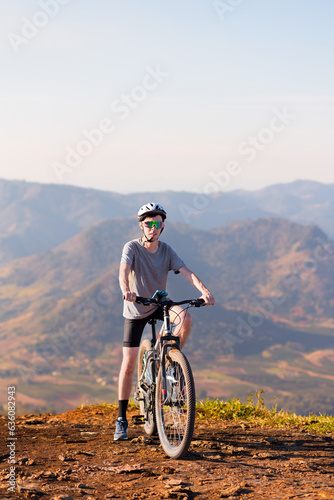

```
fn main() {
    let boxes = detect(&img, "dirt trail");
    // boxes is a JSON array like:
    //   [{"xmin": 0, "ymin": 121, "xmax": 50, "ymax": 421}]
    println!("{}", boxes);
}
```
[{"xmin": 1, "ymin": 406, "xmax": 333, "ymax": 499}]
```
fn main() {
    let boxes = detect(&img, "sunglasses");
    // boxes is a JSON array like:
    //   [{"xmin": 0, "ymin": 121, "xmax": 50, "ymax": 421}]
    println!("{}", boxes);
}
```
[{"xmin": 143, "ymin": 221, "xmax": 164, "ymax": 229}]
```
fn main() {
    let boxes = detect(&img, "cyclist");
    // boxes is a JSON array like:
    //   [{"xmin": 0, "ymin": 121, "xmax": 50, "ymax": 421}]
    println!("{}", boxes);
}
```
[{"xmin": 114, "ymin": 202, "xmax": 215, "ymax": 440}]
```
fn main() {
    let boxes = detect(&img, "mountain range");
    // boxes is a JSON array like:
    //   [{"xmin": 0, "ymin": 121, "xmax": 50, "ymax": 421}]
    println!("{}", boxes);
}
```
[
  {"xmin": 1, "ymin": 178, "xmax": 334, "ymax": 265},
  {"xmin": 0, "ymin": 178, "xmax": 334, "ymax": 416}
]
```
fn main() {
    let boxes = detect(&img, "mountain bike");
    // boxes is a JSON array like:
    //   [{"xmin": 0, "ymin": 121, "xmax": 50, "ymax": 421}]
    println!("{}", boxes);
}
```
[{"xmin": 134, "ymin": 290, "xmax": 205, "ymax": 459}]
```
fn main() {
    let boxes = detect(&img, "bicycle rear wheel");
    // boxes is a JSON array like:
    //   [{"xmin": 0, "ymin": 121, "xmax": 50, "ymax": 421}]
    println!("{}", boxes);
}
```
[
  {"xmin": 155, "ymin": 349, "xmax": 196, "ymax": 459},
  {"xmin": 137, "ymin": 339, "xmax": 157, "ymax": 436}
]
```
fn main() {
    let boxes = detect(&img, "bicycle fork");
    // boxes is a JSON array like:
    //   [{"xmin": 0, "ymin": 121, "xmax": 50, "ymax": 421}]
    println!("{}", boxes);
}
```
[{"xmin": 159, "ymin": 337, "xmax": 181, "ymax": 404}]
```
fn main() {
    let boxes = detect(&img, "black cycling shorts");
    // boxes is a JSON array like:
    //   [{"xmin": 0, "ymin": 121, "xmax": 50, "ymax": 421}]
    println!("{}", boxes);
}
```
[{"xmin": 123, "ymin": 307, "xmax": 164, "ymax": 348}]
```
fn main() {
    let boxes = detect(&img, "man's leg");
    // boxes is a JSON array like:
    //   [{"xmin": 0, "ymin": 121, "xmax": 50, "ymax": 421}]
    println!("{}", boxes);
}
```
[
  {"xmin": 169, "ymin": 305, "xmax": 192, "ymax": 349},
  {"xmin": 115, "ymin": 315, "xmax": 148, "ymax": 441},
  {"xmin": 114, "ymin": 347, "xmax": 139, "ymax": 441},
  {"xmin": 118, "ymin": 316, "xmax": 147, "ymax": 416},
  {"xmin": 118, "ymin": 346, "xmax": 139, "ymax": 402}
]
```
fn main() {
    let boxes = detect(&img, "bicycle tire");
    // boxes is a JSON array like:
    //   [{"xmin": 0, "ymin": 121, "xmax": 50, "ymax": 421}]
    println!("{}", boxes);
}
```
[
  {"xmin": 155, "ymin": 349, "xmax": 196, "ymax": 459},
  {"xmin": 138, "ymin": 339, "xmax": 157, "ymax": 436}
]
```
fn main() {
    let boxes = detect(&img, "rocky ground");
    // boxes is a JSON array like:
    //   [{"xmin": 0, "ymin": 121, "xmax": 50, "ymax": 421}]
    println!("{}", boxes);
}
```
[{"xmin": 0, "ymin": 405, "xmax": 333, "ymax": 499}]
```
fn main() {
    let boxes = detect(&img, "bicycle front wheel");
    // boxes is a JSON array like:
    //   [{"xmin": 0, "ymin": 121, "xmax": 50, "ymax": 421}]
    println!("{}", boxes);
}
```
[
  {"xmin": 138, "ymin": 339, "xmax": 157, "ymax": 436},
  {"xmin": 155, "ymin": 349, "xmax": 196, "ymax": 459}
]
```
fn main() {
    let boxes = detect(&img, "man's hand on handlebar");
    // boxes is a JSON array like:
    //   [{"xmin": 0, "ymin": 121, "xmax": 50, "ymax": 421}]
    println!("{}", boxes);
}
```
[
  {"xmin": 123, "ymin": 291, "xmax": 137, "ymax": 302},
  {"xmin": 200, "ymin": 290, "xmax": 215, "ymax": 306}
]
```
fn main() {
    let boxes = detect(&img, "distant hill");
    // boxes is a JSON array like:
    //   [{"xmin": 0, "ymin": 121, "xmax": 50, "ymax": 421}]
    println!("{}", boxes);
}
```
[{"xmin": 1, "ymin": 178, "xmax": 334, "ymax": 265}]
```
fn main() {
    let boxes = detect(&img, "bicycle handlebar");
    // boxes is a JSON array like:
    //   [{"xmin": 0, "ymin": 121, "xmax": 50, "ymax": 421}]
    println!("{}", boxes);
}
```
[{"xmin": 135, "ymin": 296, "xmax": 206, "ymax": 308}]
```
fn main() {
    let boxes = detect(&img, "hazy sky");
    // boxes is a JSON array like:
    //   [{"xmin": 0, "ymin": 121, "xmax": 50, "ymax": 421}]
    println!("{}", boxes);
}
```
[{"xmin": 1, "ymin": 0, "xmax": 333, "ymax": 193}]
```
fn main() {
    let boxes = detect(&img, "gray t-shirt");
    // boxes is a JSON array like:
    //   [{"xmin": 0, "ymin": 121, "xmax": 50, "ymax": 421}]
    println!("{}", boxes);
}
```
[{"xmin": 121, "ymin": 238, "xmax": 185, "ymax": 319}]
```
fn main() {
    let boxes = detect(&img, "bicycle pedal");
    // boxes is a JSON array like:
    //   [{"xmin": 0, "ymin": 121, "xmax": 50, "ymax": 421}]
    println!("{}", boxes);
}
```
[{"xmin": 131, "ymin": 415, "xmax": 146, "ymax": 425}]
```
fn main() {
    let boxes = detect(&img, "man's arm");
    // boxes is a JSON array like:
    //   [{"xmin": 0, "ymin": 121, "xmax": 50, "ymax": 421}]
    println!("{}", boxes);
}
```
[
  {"xmin": 178, "ymin": 266, "xmax": 215, "ymax": 305},
  {"xmin": 119, "ymin": 262, "xmax": 136, "ymax": 302}
]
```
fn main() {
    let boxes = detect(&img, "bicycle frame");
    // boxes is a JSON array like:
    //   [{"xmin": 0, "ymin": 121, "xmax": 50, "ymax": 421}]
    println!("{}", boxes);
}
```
[
  {"xmin": 136, "ymin": 295, "xmax": 204, "ymax": 411},
  {"xmin": 138, "ymin": 305, "xmax": 181, "ymax": 409}
]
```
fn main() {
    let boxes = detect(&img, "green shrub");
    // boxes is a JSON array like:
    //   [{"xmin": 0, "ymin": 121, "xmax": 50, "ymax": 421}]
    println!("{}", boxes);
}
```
[{"xmin": 196, "ymin": 390, "xmax": 334, "ymax": 434}]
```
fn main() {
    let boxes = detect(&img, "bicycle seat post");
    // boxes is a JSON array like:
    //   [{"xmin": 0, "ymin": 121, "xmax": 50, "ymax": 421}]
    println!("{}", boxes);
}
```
[{"xmin": 148, "ymin": 318, "xmax": 157, "ymax": 348}]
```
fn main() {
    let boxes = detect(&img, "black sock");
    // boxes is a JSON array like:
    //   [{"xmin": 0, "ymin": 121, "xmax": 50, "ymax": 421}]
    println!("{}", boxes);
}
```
[{"xmin": 118, "ymin": 400, "xmax": 128, "ymax": 419}]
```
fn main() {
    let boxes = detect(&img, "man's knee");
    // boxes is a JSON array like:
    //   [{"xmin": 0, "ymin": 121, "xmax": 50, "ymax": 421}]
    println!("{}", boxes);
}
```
[
  {"xmin": 121, "ymin": 348, "xmax": 138, "ymax": 371},
  {"xmin": 182, "ymin": 311, "xmax": 192, "ymax": 330},
  {"xmin": 120, "ymin": 359, "xmax": 136, "ymax": 380},
  {"xmin": 122, "ymin": 362, "xmax": 136, "ymax": 376}
]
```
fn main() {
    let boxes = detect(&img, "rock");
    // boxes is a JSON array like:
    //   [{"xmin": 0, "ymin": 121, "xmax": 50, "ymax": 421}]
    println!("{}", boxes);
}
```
[
  {"xmin": 165, "ymin": 479, "xmax": 184, "ymax": 488},
  {"xmin": 42, "ymin": 471, "xmax": 58, "ymax": 480},
  {"xmin": 51, "ymin": 496, "xmax": 74, "ymax": 500},
  {"xmin": 24, "ymin": 418, "xmax": 45, "ymax": 425},
  {"xmin": 48, "ymin": 418, "xmax": 60, "ymax": 424},
  {"xmin": 16, "ymin": 480, "xmax": 47, "ymax": 496},
  {"xmin": 164, "ymin": 485, "xmax": 192, "ymax": 498},
  {"xmin": 161, "ymin": 466, "xmax": 176, "ymax": 474},
  {"xmin": 209, "ymin": 442, "xmax": 221, "ymax": 449},
  {"xmin": 190, "ymin": 439, "xmax": 206, "ymax": 448},
  {"xmin": 30, "ymin": 472, "xmax": 44, "ymax": 480},
  {"xmin": 77, "ymin": 483, "xmax": 94, "ymax": 489},
  {"xmin": 253, "ymin": 452, "xmax": 276, "ymax": 459},
  {"xmin": 58, "ymin": 453, "xmax": 77, "ymax": 462},
  {"xmin": 220, "ymin": 485, "xmax": 243, "ymax": 498},
  {"xmin": 76, "ymin": 450, "xmax": 95, "ymax": 456},
  {"xmin": 131, "ymin": 436, "xmax": 153, "ymax": 444},
  {"xmin": 131, "ymin": 436, "xmax": 144, "ymax": 443},
  {"xmin": 141, "ymin": 470, "xmax": 156, "ymax": 477},
  {"xmin": 103, "ymin": 464, "xmax": 145, "ymax": 474}
]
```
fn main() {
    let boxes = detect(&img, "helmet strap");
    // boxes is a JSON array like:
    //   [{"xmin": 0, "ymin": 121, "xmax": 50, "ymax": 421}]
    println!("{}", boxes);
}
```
[
  {"xmin": 141, "ymin": 228, "xmax": 154, "ymax": 245},
  {"xmin": 140, "ymin": 220, "xmax": 164, "ymax": 246}
]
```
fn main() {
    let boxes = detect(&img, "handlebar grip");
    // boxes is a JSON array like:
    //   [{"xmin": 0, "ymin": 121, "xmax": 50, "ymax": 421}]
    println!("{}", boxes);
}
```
[
  {"xmin": 135, "ymin": 296, "xmax": 152, "ymax": 306},
  {"xmin": 192, "ymin": 298, "xmax": 206, "ymax": 307}
]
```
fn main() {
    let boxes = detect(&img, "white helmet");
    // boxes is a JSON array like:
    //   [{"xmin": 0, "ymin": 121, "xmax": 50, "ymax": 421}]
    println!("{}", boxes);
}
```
[{"xmin": 137, "ymin": 202, "xmax": 167, "ymax": 221}]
